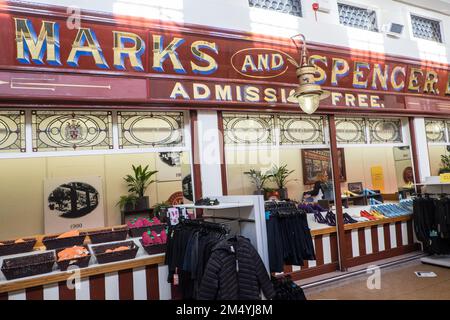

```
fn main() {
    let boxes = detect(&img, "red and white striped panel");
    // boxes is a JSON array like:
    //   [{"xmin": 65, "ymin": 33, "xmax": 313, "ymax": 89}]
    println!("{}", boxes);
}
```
[
  {"xmin": 276, "ymin": 233, "xmax": 339, "ymax": 275},
  {"xmin": 0, "ymin": 264, "xmax": 171, "ymax": 300},
  {"xmin": 276, "ymin": 219, "xmax": 417, "ymax": 277},
  {"xmin": 345, "ymin": 220, "xmax": 415, "ymax": 259}
]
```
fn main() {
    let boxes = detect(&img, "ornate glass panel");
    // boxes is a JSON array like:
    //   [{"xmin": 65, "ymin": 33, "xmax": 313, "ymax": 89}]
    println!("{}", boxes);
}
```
[
  {"xmin": 425, "ymin": 120, "xmax": 446, "ymax": 143},
  {"xmin": 32, "ymin": 111, "xmax": 113, "ymax": 152},
  {"xmin": 335, "ymin": 117, "xmax": 367, "ymax": 144},
  {"xmin": 279, "ymin": 115, "xmax": 325, "ymax": 145},
  {"xmin": 0, "ymin": 110, "xmax": 25, "ymax": 152},
  {"xmin": 368, "ymin": 118, "xmax": 403, "ymax": 143},
  {"xmin": 338, "ymin": 3, "xmax": 378, "ymax": 32},
  {"xmin": 248, "ymin": 0, "xmax": 302, "ymax": 17},
  {"xmin": 117, "ymin": 111, "xmax": 184, "ymax": 148},
  {"xmin": 411, "ymin": 15, "xmax": 442, "ymax": 43},
  {"xmin": 223, "ymin": 113, "xmax": 274, "ymax": 145}
]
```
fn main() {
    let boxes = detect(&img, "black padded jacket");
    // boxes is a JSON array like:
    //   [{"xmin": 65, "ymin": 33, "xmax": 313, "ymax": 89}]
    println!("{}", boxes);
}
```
[{"xmin": 198, "ymin": 236, "xmax": 276, "ymax": 300}]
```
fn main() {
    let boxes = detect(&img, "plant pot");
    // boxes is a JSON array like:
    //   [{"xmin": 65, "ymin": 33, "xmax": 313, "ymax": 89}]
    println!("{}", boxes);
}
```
[
  {"xmin": 439, "ymin": 168, "xmax": 450, "ymax": 174},
  {"xmin": 278, "ymin": 188, "xmax": 288, "ymax": 200},
  {"xmin": 253, "ymin": 189, "xmax": 264, "ymax": 196},
  {"xmin": 135, "ymin": 196, "xmax": 149, "ymax": 211},
  {"xmin": 123, "ymin": 202, "xmax": 135, "ymax": 212},
  {"xmin": 264, "ymin": 190, "xmax": 279, "ymax": 201}
]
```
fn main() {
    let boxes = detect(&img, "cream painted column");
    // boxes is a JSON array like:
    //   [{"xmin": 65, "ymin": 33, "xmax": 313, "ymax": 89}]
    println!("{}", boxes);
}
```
[
  {"xmin": 196, "ymin": 110, "xmax": 223, "ymax": 196},
  {"xmin": 413, "ymin": 117, "xmax": 431, "ymax": 182}
]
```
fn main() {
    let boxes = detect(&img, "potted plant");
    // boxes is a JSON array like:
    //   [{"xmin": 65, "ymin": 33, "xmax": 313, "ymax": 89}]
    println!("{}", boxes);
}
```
[
  {"xmin": 268, "ymin": 164, "xmax": 294, "ymax": 200},
  {"xmin": 243, "ymin": 169, "xmax": 270, "ymax": 195},
  {"xmin": 123, "ymin": 165, "xmax": 158, "ymax": 211},
  {"xmin": 439, "ymin": 155, "xmax": 450, "ymax": 174},
  {"xmin": 153, "ymin": 201, "xmax": 170, "ymax": 221},
  {"xmin": 263, "ymin": 187, "xmax": 280, "ymax": 201},
  {"xmin": 116, "ymin": 194, "xmax": 139, "ymax": 212}
]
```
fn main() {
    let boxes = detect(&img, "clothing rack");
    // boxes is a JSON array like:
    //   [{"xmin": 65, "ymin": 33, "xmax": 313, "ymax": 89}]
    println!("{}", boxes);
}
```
[
  {"xmin": 412, "ymin": 181, "xmax": 450, "ymax": 268},
  {"xmin": 179, "ymin": 217, "xmax": 231, "ymax": 234}
]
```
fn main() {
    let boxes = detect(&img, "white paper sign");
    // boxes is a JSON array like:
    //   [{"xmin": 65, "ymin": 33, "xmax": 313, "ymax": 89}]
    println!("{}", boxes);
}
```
[
  {"xmin": 415, "ymin": 271, "xmax": 437, "ymax": 278},
  {"xmin": 44, "ymin": 176, "xmax": 106, "ymax": 233}
]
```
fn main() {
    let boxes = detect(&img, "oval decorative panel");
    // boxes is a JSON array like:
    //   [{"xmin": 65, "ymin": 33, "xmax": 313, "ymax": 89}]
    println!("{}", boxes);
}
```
[
  {"xmin": 117, "ymin": 111, "xmax": 184, "ymax": 148},
  {"xmin": 0, "ymin": 110, "xmax": 25, "ymax": 153},
  {"xmin": 32, "ymin": 111, "xmax": 113, "ymax": 152}
]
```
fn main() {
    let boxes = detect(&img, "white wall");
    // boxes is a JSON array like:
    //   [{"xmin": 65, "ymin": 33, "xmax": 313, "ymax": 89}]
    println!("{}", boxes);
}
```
[{"xmin": 19, "ymin": 0, "xmax": 450, "ymax": 64}]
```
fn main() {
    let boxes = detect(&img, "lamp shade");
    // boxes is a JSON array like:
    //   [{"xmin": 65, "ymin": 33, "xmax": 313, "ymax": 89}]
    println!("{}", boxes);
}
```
[{"xmin": 297, "ymin": 94, "xmax": 320, "ymax": 114}]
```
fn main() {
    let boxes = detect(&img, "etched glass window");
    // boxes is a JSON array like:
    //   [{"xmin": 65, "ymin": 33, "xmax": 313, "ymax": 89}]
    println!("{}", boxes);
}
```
[
  {"xmin": 411, "ymin": 15, "xmax": 442, "ymax": 42},
  {"xmin": 0, "ymin": 110, "xmax": 25, "ymax": 152},
  {"xmin": 279, "ymin": 115, "xmax": 325, "ymax": 145},
  {"xmin": 425, "ymin": 120, "xmax": 446, "ymax": 143},
  {"xmin": 335, "ymin": 118, "xmax": 367, "ymax": 144},
  {"xmin": 368, "ymin": 118, "xmax": 403, "ymax": 144},
  {"xmin": 31, "ymin": 111, "xmax": 113, "ymax": 152},
  {"xmin": 223, "ymin": 113, "xmax": 275, "ymax": 145},
  {"xmin": 248, "ymin": 0, "xmax": 302, "ymax": 17},
  {"xmin": 338, "ymin": 3, "xmax": 378, "ymax": 32},
  {"xmin": 117, "ymin": 111, "xmax": 184, "ymax": 148}
]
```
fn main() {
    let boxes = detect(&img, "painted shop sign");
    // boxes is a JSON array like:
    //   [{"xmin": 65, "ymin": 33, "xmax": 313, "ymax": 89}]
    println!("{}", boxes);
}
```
[{"xmin": 0, "ymin": 10, "xmax": 449, "ymax": 107}]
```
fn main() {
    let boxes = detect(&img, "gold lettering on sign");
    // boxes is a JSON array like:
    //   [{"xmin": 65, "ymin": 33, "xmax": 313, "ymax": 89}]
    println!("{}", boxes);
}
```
[
  {"xmin": 113, "ymin": 31, "xmax": 145, "ymax": 71},
  {"xmin": 67, "ymin": 28, "xmax": 109, "ymax": 68},
  {"xmin": 152, "ymin": 35, "xmax": 186, "ymax": 73},
  {"xmin": 408, "ymin": 68, "xmax": 423, "ymax": 92},
  {"xmin": 14, "ymin": 18, "xmax": 61, "ymax": 65},
  {"xmin": 309, "ymin": 55, "xmax": 328, "ymax": 84},
  {"xmin": 423, "ymin": 70, "xmax": 439, "ymax": 94}
]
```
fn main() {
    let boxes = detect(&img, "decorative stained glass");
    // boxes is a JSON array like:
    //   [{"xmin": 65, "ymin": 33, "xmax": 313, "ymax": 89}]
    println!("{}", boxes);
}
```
[
  {"xmin": 32, "ymin": 111, "xmax": 113, "ymax": 152},
  {"xmin": 223, "ymin": 113, "xmax": 274, "ymax": 145},
  {"xmin": 248, "ymin": 0, "xmax": 302, "ymax": 17},
  {"xmin": 338, "ymin": 3, "xmax": 378, "ymax": 32},
  {"xmin": 425, "ymin": 120, "xmax": 446, "ymax": 143},
  {"xmin": 411, "ymin": 15, "xmax": 442, "ymax": 43},
  {"xmin": 335, "ymin": 118, "xmax": 367, "ymax": 144},
  {"xmin": 0, "ymin": 110, "xmax": 25, "ymax": 152},
  {"xmin": 279, "ymin": 115, "xmax": 325, "ymax": 145},
  {"xmin": 368, "ymin": 118, "xmax": 403, "ymax": 143},
  {"xmin": 117, "ymin": 111, "xmax": 184, "ymax": 148}
]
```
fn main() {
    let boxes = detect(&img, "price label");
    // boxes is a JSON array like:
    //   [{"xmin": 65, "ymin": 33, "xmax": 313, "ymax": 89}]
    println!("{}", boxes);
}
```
[{"xmin": 439, "ymin": 173, "xmax": 450, "ymax": 183}]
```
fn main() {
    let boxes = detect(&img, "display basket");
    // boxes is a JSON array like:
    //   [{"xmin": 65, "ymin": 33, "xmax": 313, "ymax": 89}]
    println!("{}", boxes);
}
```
[
  {"xmin": 139, "ymin": 239, "xmax": 166, "ymax": 255},
  {"xmin": 43, "ymin": 233, "xmax": 87, "ymax": 250},
  {"xmin": 55, "ymin": 245, "xmax": 91, "ymax": 271},
  {"xmin": 87, "ymin": 227, "xmax": 129, "ymax": 244},
  {"xmin": 128, "ymin": 224, "xmax": 167, "ymax": 238},
  {"xmin": 0, "ymin": 238, "xmax": 37, "ymax": 257},
  {"xmin": 92, "ymin": 240, "xmax": 138, "ymax": 264},
  {"xmin": 1, "ymin": 251, "xmax": 55, "ymax": 280}
]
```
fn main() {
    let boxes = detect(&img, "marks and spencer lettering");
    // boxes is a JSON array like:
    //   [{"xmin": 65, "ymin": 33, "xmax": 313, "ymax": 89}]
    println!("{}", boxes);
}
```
[{"xmin": 1, "ymin": 13, "xmax": 450, "ymax": 107}]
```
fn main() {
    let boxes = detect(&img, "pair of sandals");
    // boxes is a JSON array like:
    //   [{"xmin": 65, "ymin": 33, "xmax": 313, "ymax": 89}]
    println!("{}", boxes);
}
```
[{"xmin": 194, "ymin": 198, "xmax": 220, "ymax": 206}]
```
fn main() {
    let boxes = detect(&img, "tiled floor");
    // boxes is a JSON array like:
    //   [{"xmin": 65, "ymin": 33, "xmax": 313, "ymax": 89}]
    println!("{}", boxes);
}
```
[{"xmin": 304, "ymin": 259, "xmax": 450, "ymax": 300}]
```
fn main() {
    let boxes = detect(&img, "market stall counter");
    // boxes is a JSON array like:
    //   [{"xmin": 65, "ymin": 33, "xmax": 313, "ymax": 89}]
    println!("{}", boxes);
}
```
[{"xmin": 0, "ymin": 225, "xmax": 172, "ymax": 300}]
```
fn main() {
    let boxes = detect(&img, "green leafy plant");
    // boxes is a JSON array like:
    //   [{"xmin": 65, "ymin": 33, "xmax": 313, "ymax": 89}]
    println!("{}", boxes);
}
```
[
  {"xmin": 243, "ymin": 169, "xmax": 270, "ymax": 191},
  {"xmin": 268, "ymin": 164, "xmax": 295, "ymax": 189},
  {"xmin": 153, "ymin": 201, "xmax": 170, "ymax": 215},
  {"xmin": 116, "ymin": 194, "xmax": 139, "ymax": 211},
  {"xmin": 124, "ymin": 165, "xmax": 158, "ymax": 198},
  {"xmin": 439, "ymin": 155, "xmax": 450, "ymax": 174}
]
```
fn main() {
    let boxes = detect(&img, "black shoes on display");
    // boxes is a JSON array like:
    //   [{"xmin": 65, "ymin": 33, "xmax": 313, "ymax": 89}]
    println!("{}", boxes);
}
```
[
  {"xmin": 194, "ymin": 198, "xmax": 220, "ymax": 206},
  {"xmin": 325, "ymin": 211, "xmax": 336, "ymax": 226},
  {"xmin": 271, "ymin": 275, "xmax": 307, "ymax": 300},
  {"xmin": 343, "ymin": 212, "xmax": 358, "ymax": 224}
]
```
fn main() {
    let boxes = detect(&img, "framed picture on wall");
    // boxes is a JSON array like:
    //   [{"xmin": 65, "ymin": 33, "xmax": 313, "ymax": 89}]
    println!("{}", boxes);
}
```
[
  {"xmin": 44, "ymin": 176, "xmax": 106, "ymax": 234},
  {"xmin": 301, "ymin": 148, "xmax": 346, "ymax": 185},
  {"xmin": 348, "ymin": 182, "xmax": 363, "ymax": 193}
]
